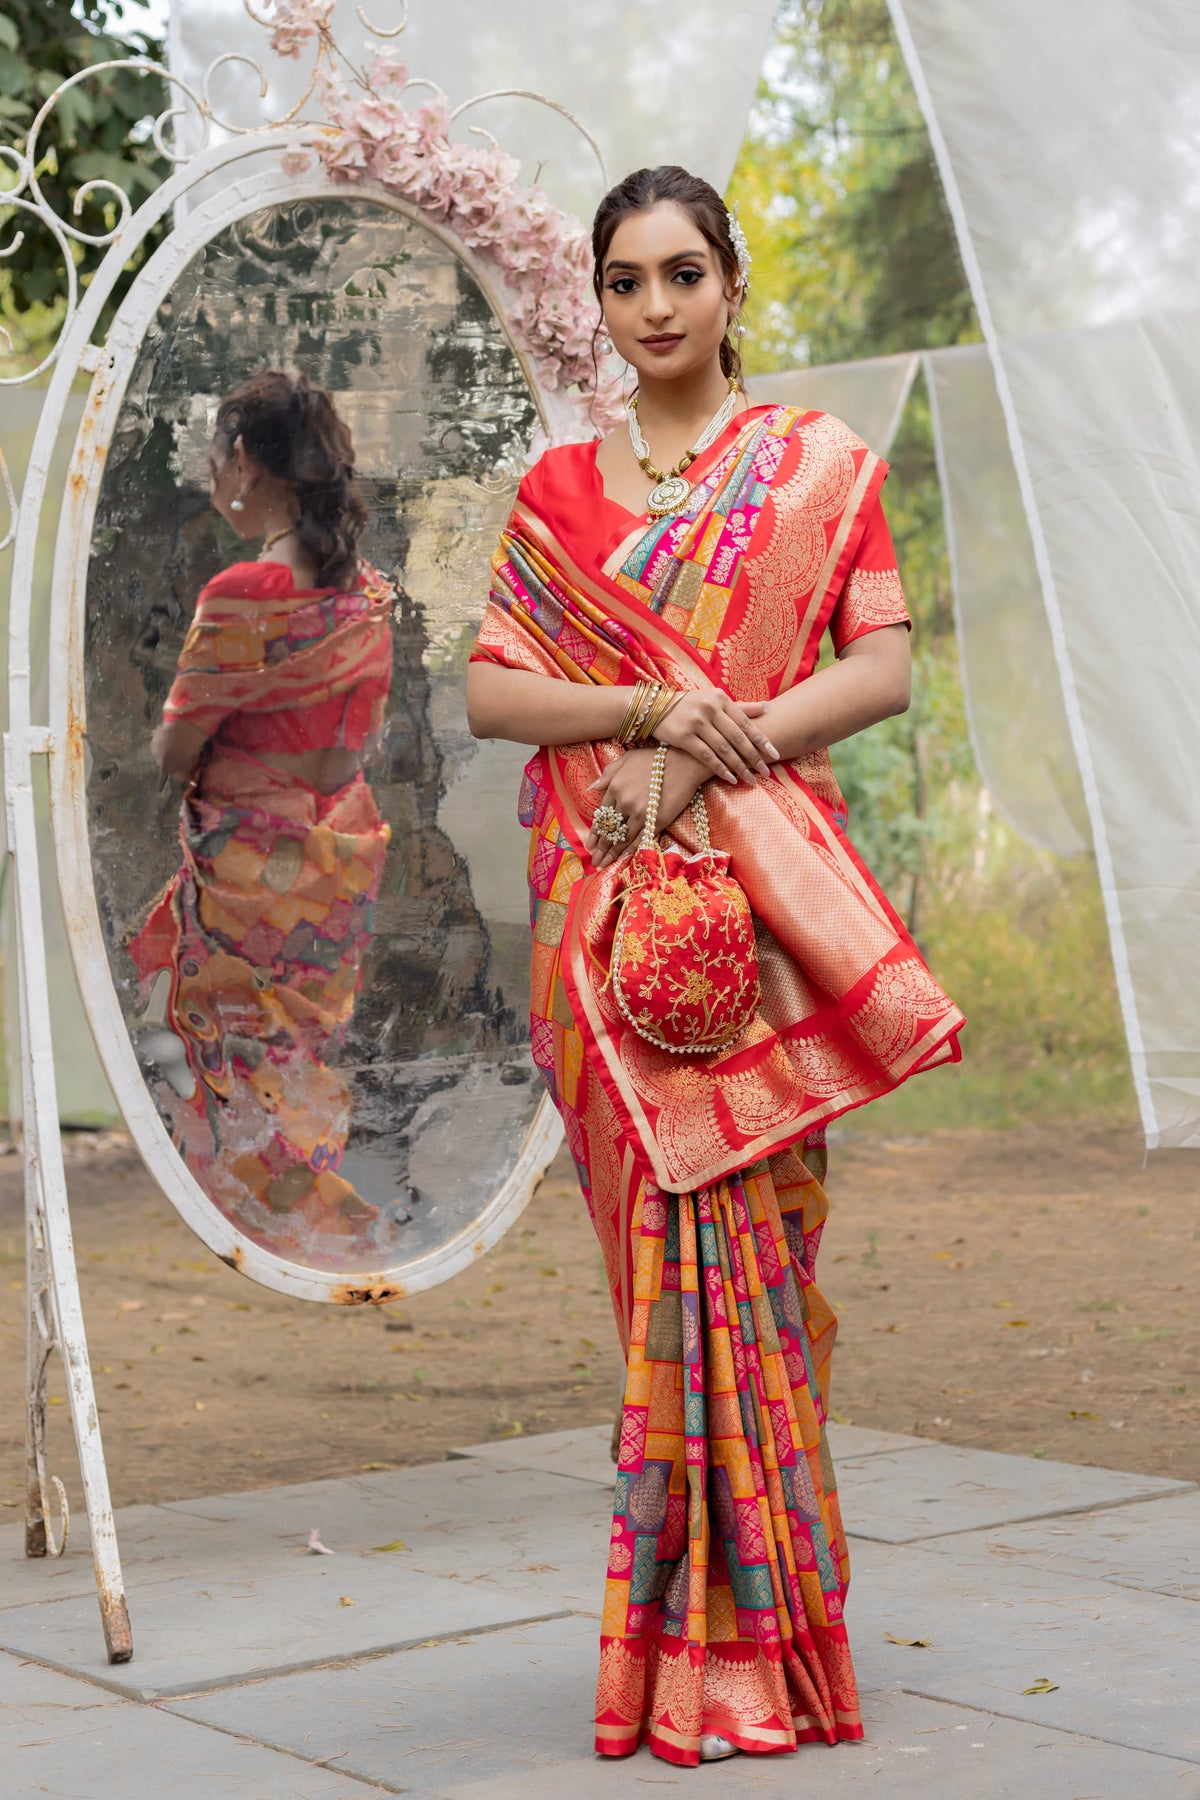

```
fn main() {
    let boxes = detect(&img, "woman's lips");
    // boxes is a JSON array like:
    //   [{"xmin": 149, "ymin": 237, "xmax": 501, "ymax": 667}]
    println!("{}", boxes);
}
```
[{"xmin": 639, "ymin": 334, "xmax": 684, "ymax": 352}]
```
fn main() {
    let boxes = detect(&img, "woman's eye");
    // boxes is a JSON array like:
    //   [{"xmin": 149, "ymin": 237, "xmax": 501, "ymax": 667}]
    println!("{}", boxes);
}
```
[
  {"xmin": 609, "ymin": 277, "xmax": 636, "ymax": 295},
  {"xmin": 675, "ymin": 268, "xmax": 704, "ymax": 285}
]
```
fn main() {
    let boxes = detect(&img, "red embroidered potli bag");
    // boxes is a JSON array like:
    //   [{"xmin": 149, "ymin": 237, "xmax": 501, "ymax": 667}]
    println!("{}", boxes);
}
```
[{"xmin": 611, "ymin": 744, "xmax": 760, "ymax": 1054}]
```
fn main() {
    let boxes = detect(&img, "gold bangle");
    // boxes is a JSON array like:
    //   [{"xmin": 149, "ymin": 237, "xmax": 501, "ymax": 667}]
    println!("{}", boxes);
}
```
[
  {"xmin": 621, "ymin": 680, "xmax": 662, "ymax": 746},
  {"xmin": 616, "ymin": 681, "xmax": 648, "ymax": 746},
  {"xmin": 642, "ymin": 688, "xmax": 680, "ymax": 742}
]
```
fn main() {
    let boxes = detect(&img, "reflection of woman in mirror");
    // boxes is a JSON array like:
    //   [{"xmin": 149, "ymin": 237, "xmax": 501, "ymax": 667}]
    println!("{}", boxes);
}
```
[
  {"xmin": 469, "ymin": 168, "xmax": 964, "ymax": 1766},
  {"xmin": 132, "ymin": 370, "xmax": 395, "ymax": 1260}
]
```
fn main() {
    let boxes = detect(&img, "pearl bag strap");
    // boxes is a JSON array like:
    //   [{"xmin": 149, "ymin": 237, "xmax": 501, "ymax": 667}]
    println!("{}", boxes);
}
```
[{"xmin": 640, "ymin": 743, "xmax": 712, "ymax": 852}]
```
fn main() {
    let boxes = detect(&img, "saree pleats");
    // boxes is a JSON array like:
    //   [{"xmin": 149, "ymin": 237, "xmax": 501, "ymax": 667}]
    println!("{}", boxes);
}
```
[{"xmin": 597, "ymin": 1148, "xmax": 861, "ymax": 1764}]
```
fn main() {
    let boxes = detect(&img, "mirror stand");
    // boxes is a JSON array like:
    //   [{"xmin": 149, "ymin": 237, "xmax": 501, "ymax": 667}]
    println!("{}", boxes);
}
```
[{"xmin": 5, "ymin": 723, "xmax": 132, "ymax": 1663}]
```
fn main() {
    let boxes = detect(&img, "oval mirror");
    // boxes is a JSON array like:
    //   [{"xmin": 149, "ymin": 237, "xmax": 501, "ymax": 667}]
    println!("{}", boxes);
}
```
[{"xmin": 62, "ymin": 187, "xmax": 561, "ymax": 1297}]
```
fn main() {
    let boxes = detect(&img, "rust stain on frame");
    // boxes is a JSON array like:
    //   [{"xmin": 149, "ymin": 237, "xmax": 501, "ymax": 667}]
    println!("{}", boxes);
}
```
[{"xmin": 331, "ymin": 1280, "xmax": 407, "ymax": 1306}]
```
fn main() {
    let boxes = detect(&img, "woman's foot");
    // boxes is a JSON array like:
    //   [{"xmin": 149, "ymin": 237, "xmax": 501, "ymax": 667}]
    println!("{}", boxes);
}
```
[{"xmin": 699, "ymin": 1733, "xmax": 741, "ymax": 1762}]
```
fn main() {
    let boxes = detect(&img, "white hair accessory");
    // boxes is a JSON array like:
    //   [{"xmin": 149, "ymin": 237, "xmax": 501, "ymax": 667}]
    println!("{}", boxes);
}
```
[{"xmin": 727, "ymin": 201, "xmax": 752, "ymax": 291}]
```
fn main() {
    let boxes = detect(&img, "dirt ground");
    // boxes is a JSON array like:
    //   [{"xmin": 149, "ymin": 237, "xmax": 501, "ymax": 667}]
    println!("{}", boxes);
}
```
[{"xmin": 2, "ymin": 1118, "xmax": 1198, "ymax": 1517}]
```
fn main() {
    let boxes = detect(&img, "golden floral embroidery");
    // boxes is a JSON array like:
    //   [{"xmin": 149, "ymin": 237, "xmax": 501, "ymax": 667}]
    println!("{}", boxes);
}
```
[
  {"xmin": 785, "ymin": 1032, "xmax": 863, "ymax": 1099},
  {"xmin": 834, "ymin": 565, "xmax": 908, "ymax": 646},
  {"xmin": 849, "ymin": 957, "xmax": 952, "ymax": 1065},
  {"xmin": 702, "ymin": 1648, "xmax": 790, "ymax": 1732},
  {"xmin": 648, "ymin": 1643, "xmax": 702, "ymax": 1738},
  {"xmin": 596, "ymin": 1638, "xmax": 646, "ymax": 1723}
]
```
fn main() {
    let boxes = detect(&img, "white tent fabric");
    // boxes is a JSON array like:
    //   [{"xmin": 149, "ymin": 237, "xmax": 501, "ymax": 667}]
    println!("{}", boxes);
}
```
[
  {"xmin": 889, "ymin": 0, "xmax": 1200, "ymax": 1148},
  {"xmin": 168, "ymin": 0, "xmax": 776, "ymax": 217},
  {"xmin": 748, "ymin": 352, "xmax": 919, "ymax": 459},
  {"xmin": 925, "ymin": 344, "xmax": 1090, "ymax": 859}
]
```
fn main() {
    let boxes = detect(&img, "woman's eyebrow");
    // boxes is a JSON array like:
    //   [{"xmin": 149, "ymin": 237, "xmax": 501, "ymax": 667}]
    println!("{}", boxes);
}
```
[{"xmin": 606, "ymin": 249, "xmax": 710, "ymax": 274}]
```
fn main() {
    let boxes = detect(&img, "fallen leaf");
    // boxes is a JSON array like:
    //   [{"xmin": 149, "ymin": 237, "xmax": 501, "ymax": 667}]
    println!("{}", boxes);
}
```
[
  {"xmin": 827, "ymin": 1407, "xmax": 853, "ymax": 1426},
  {"xmin": 1068, "ymin": 1409, "xmax": 1097, "ymax": 1421},
  {"xmin": 372, "ymin": 1539, "xmax": 407, "ymax": 1553},
  {"xmin": 308, "ymin": 1529, "xmax": 334, "ymax": 1555},
  {"xmin": 117, "ymin": 1300, "xmax": 145, "ymax": 1314},
  {"xmin": 499, "ymin": 1420, "xmax": 525, "ymax": 1438},
  {"xmin": 884, "ymin": 1632, "xmax": 933, "ymax": 1649},
  {"xmin": 361, "ymin": 1462, "xmax": 395, "ymax": 1472},
  {"xmin": 193, "ymin": 1400, "xmax": 206, "ymax": 1412},
  {"xmin": 151, "ymin": 1344, "xmax": 166, "ymax": 1354},
  {"xmin": 1021, "ymin": 1677, "xmax": 1059, "ymax": 1695},
  {"xmin": 1004, "ymin": 1320, "xmax": 1032, "ymax": 1329},
  {"xmin": 100, "ymin": 1366, "xmax": 114, "ymax": 1375},
  {"xmin": 337, "ymin": 1595, "xmax": 355, "ymax": 1607},
  {"xmin": 993, "ymin": 1300, "xmax": 1015, "ymax": 1309},
  {"xmin": 48, "ymin": 1396, "xmax": 65, "ymax": 1407}
]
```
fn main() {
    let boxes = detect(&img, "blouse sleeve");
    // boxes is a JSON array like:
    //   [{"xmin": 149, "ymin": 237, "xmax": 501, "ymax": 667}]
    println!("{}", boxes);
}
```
[{"xmin": 828, "ymin": 497, "xmax": 911, "ymax": 654}]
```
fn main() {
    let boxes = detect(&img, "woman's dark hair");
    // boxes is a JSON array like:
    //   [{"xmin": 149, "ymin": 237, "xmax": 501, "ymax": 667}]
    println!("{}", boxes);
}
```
[
  {"xmin": 591, "ymin": 166, "xmax": 745, "ymax": 385},
  {"xmin": 213, "ymin": 370, "xmax": 368, "ymax": 588}
]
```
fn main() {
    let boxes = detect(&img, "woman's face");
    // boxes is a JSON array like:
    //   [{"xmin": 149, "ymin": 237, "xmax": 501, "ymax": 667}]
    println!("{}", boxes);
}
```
[{"xmin": 600, "ymin": 201, "xmax": 739, "ymax": 386}]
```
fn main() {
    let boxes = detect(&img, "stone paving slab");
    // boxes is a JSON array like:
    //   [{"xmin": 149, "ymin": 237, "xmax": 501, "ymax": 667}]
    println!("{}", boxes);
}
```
[
  {"xmin": 447, "ymin": 1426, "xmax": 617, "ymax": 1489},
  {"xmin": 168, "ymin": 1614, "xmax": 1200, "ymax": 1798},
  {"xmin": 447, "ymin": 1421, "xmax": 929, "ymax": 1490},
  {"xmin": 917, "ymin": 1488, "xmax": 1200, "ymax": 1599},
  {"xmin": 0, "ymin": 1503, "xmax": 236, "ymax": 1610},
  {"xmin": 169, "ymin": 1612, "xmax": 600, "ymax": 1792},
  {"xmin": 1, "ymin": 1462, "xmax": 610, "ymax": 1618},
  {"xmin": 836, "ymin": 1442, "xmax": 1191, "ymax": 1543},
  {"xmin": 847, "ymin": 1535, "xmax": 1200, "ymax": 1763},
  {"xmin": 439, "ymin": 1695, "xmax": 1200, "ymax": 1798},
  {"xmin": 0, "ymin": 1557, "xmax": 570, "ymax": 1700},
  {"xmin": 0, "ymin": 1650, "xmax": 383, "ymax": 1797}
]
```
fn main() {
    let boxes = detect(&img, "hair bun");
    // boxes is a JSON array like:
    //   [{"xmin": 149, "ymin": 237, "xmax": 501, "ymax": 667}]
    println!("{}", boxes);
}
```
[{"xmin": 213, "ymin": 370, "xmax": 368, "ymax": 588}]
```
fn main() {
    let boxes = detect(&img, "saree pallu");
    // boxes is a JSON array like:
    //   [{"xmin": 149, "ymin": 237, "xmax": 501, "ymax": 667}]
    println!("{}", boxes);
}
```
[
  {"xmin": 131, "ymin": 569, "xmax": 394, "ymax": 1260},
  {"xmin": 473, "ymin": 406, "xmax": 965, "ymax": 1765}
]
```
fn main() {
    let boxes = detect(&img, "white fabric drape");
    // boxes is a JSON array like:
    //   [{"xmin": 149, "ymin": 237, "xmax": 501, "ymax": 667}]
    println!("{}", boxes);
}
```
[
  {"xmin": 169, "ymin": 0, "xmax": 776, "ymax": 215},
  {"xmin": 889, "ymin": 0, "xmax": 1200, "ymax": 1147},
  {"xmin": 925, "ymin": 344, "xmax": 1090, "ymax": 859},
  {"xmin": 748, "ymin": 351, "xmax": 919, "ymax": 456}
]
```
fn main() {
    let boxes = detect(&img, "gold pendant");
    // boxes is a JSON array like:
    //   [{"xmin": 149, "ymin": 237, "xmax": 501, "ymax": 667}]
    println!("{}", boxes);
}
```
[{"xmin": 645, "ymin": 474, "xmax": 691, "ymax": 518}]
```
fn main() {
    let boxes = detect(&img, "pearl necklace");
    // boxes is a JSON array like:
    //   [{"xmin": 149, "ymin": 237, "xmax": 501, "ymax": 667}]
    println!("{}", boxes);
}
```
[{"xmin": 628, "ymin": 377, "xmax": 739, "ymax": 518}]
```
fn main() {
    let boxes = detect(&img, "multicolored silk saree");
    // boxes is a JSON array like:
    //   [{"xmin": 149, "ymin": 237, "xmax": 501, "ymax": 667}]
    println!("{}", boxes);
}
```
[
  {"xmin": 131, "ymin": 561, "xmax": 394, "ymax": 1260},
  {"xmin": 472, "ymin": 405, "xmax": 964, "ymax": 1766}
]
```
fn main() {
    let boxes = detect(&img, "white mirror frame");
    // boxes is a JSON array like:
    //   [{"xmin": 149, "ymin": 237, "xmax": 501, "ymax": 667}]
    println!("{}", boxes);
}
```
[{"xmin": 38, "ymin": 131, "xmax": 565, "ymax": 1303}]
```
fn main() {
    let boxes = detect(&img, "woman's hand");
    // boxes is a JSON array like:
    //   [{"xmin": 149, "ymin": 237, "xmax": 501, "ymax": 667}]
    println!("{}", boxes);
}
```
[
  {"xmin": 585, "ymin": 747, "xmax": 709, "ymax": 871},
  {"xmin": 652, "ymin": 690, "xmax": 779, "ymax": 786},
  {"xmin": 152, "ymin": 719, "xmax": 207, "ymax": 781}
]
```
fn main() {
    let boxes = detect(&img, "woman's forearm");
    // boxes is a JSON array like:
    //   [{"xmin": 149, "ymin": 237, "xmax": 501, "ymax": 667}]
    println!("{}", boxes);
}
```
[
  {"xmin": 466, "ymin": 663, "xmax": 634, "ymax": 746},
  {"xmin": 760, "ymin": 627, "xmax": 911, "ymax": 760}
]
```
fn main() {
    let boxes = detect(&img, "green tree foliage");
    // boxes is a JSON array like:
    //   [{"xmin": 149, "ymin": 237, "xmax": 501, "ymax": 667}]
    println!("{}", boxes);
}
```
[{"xmin": 0, "ymin": 0, "xmax": 167, "ymax": 359}]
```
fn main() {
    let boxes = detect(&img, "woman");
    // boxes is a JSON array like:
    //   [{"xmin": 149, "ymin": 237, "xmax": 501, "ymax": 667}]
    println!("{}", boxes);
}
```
[
  {"xmin": 468, "ymin": 167, "xmax": 964, "ymax": 1767},
  {"xmin": 133, "ymin": 370, "xmax": 396, "ymax": 1262}
]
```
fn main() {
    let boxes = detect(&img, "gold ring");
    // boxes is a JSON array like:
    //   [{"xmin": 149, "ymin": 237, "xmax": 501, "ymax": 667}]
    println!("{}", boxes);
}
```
[{"xmin": 593, "ymin": 803, "xmax": 629, "ymax": 846}]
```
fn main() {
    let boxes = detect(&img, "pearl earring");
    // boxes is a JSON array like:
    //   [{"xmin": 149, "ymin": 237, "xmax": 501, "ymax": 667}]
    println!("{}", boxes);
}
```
[
  {"xmin": 597, "ymin": 333, "xmax": 614, "ymax": 357},
  {"xmin": 230, "ymin": 495, "xmax": 246, "ymax": 512}
]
